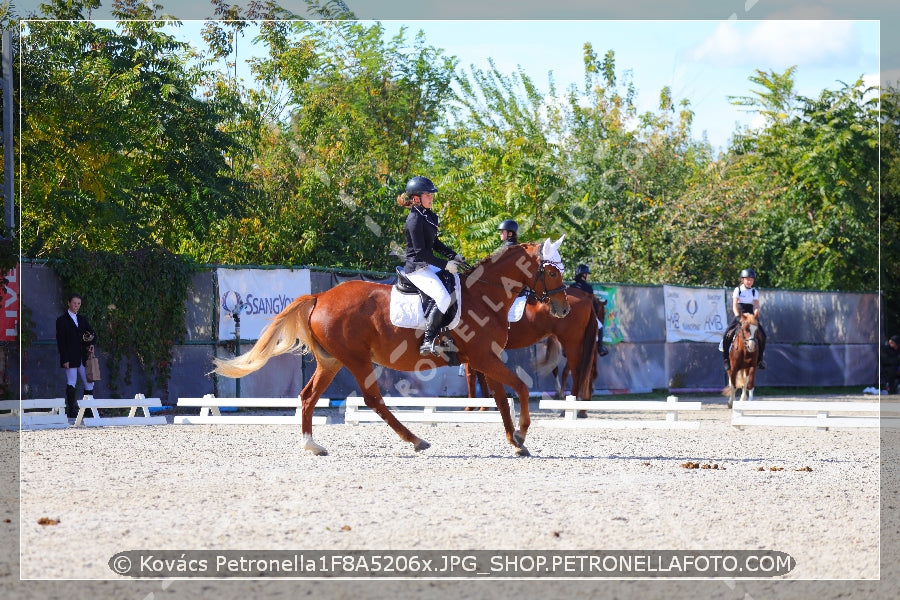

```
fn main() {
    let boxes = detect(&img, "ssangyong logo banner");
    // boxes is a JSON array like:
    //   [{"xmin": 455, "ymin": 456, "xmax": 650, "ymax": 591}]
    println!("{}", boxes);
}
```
[{"xmin": 216, "ymin": 268, "xmax": 312, "ymax": 341}]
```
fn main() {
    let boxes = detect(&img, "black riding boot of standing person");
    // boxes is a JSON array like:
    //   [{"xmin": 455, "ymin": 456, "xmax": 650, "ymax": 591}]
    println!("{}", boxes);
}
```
[{"xmin": 65, "ymin": 384, "xmax": 78, "ymax": 418}]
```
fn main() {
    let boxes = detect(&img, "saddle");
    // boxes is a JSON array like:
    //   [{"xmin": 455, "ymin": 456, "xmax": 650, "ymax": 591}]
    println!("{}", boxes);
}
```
[{"xmin": 390, "ymin": 268, "xmax": 460, "ymax": 330}]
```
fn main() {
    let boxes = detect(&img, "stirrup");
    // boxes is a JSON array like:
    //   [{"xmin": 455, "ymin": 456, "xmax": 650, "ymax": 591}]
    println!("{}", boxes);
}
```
[
  {"xmin": 598, "ymin": 344, "xmax": 609, "ymax": 357},
  {"xmin": 758, "ymin": 360, "xmax": 766, "ymax": 370},
  {"xmin": 420, "ymin": 337, "xmax": 439, "ymax": 356},
  {"xmin": 723, "ymin": 359, "xmax": 730, "ymax": 371}
]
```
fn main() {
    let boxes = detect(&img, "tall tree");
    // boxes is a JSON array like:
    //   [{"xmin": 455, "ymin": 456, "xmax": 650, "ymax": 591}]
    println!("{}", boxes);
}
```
[
  {"xmin": 197, "ymin": 20, "xmax": 456, "ymax": 270},
  {"xmin": 20, "ymin": 2, "xmax": 252, "ymax": 257}
]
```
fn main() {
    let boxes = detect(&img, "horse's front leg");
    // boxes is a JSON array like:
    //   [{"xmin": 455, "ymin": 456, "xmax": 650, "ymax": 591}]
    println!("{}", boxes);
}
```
[
  {"xmin": 747, "ymin": 365, "xmax": 757, "ymax": 401},
  {"xmin": 484, "ymin": 373, "xmax": 531, "ymax": 457},
  {"xmin": 348, "ymin": 361, "xmax": 430, "ymax": 452}
]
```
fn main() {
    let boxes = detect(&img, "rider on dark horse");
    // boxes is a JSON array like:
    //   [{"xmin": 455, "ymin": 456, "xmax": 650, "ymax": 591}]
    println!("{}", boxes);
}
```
[
  {"xmin": 569, "ymin": 264, "xmax": 609, "ymax": 357},
  {"xmin": 399, "ymin": 176, "xmax": 469, "ymax": 356},
  {"xmin": 722, "ymin": 268, "xmax": 767, "ymax": 370}
]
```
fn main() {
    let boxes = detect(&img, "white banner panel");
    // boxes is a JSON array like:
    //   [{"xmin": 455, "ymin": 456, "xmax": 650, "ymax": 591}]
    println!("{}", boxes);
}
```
[
  {"xmin": 664, "ymin": 285, "xmax": 729, "ymax": 343},
  {"xmin": 217, "ymin": 269, "xmax": 312, "ymax": 341}
]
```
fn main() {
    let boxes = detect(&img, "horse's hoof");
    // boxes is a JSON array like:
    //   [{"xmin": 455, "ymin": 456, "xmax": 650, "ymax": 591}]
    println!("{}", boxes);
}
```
[
  {"xmin": 414, "ymin": 439, "xmax": 431, "ymax": 452},
  {"xmin": 303, "ymin": 436, "xmax": 329, "ymax": 456},
  {"xmin": 515, "ymin": 446, "xmax": 531, "ymax": 457},
  {"xmin": 513, "ymin": 430, "xmax": 526, "ymax": 446}
]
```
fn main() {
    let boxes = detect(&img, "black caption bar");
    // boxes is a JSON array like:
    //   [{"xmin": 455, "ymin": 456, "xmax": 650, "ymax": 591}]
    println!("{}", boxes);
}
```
[{"xmin": 109, "ymin": 550, "xmax": 795, "ymax": 578}]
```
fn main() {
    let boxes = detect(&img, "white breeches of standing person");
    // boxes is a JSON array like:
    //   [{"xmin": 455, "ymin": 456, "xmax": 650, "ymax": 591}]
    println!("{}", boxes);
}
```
[
  {"xmin": 64, "ymin": 366, "xmax": 94, "ymax": 392},
  {"xmin": 405, "ymin": 265, "xmax": 454, "ymax": 313}
]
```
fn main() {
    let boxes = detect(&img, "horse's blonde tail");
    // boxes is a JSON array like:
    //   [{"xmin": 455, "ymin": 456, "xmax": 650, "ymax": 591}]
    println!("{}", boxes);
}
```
[
  {"xmin": 537, "ymin": 336, "xmax": 563, "ymax": 374},
  {"xmin": 212, "ymin": 295, "xmax": 318, "ymax": 379}
]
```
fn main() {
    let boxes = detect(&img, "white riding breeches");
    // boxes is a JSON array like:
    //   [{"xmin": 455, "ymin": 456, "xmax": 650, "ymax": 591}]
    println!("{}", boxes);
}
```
[
  {"xmin": 64, "ymin": 365, "xmax": 94, "ymax": 390},
  {"xmin": 405, "ymin": 265, "xmax": 454, "ymax": 313}
]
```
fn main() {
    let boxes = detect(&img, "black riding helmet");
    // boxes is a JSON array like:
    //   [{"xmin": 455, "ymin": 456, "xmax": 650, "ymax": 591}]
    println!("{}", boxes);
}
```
[
  {"xmin": 498, "ymin": 219, "xmax": 519, "ymax": 233},
  {"xmin": 575, "ymin": 264, "xmax": 590, "ymax": 277},
  {"xmin": 740, "ymin": 268, "xmax": 757, "ymax": 279},
  {"xmin": 406, "ymin": 176, "xmax": 438, "ymax": 196}
]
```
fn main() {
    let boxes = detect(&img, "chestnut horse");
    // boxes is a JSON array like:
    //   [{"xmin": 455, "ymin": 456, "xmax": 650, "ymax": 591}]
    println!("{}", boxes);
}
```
[
  {"xmin": 465, "ymin": 287, "xmax": 600, "ymax": 402},
  {"xmin": 724, "ymin": 312, "xmax": 763, "ymax": 408},
  {"xmin": 551, "ymin": 289, "xmax": 606, "ymax": 400},
  {"xmin": 214, "ymin": 239, "xmax": 570, "ymax": 457}
]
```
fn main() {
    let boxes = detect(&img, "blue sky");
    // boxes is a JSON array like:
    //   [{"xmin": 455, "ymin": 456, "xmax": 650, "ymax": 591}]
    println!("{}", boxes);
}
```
[{"xmin": 167, "ymin": 19, "xmax": 878, "ymax": 152}]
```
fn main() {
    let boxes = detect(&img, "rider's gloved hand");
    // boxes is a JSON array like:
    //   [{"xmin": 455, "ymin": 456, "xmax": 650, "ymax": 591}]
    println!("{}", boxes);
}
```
[{"xmin": 451, "ymin": 254, "xmax": 472, "ymax": 272}]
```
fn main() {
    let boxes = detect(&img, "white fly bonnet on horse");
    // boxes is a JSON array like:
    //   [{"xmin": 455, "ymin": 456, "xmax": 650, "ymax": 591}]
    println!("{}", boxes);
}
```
[{"xmin": 541, "ymin": 235, "xmax": 566, "ymax": 274}]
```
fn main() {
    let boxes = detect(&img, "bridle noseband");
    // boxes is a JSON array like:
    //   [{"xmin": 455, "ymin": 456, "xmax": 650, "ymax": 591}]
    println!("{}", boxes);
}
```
[{"xmin": 527, "ymin": 257, "xmax": 567, "ymax": 304}]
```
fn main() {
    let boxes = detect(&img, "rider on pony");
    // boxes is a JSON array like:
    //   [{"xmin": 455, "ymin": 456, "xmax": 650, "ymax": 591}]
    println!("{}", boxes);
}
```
[
  {"xmin": 722, "ymin": 268, "xmax": 767, "ymax": 370},
  {"xmin": 398, "ymin": 176, "xmax": 470, "ymax": 356},
  {"xmin": 570, "ymin": 264, "xmax": 609, "ymax": 357}
]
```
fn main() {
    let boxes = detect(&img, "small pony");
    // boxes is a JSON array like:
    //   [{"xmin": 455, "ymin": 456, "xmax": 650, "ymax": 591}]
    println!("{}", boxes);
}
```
[{"xmin": 723, "ymin": 312, "xmax": 762, "ymax": 408}]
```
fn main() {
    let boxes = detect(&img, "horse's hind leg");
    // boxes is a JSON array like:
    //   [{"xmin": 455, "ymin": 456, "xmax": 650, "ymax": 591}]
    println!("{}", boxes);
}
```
[
  {"xmin": 300, "ymin": 358, "xmax": 341, "ymax": 455},
  {"xmin": 346, "ymin": 360, "xmax": 430, "ymax": 452}
]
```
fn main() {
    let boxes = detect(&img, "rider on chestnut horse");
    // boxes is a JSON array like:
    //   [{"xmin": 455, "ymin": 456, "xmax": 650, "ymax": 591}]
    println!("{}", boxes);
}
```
[
  {"xmin": 570, "ymin": 264, "xmax": 609, "ymax": 357},
  {"xmin": 398, "ymin": 176, "xmax": 471, "ymax": 357},
  {"xmin": 721, "ymin": 268, "xmax": 767, "ymax": 371}
]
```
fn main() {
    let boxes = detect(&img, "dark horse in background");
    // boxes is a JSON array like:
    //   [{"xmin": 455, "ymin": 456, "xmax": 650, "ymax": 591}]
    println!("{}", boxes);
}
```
[
  {"xmin": 214, "ymin": 240, "xmax": 570, "ymax": 457},
  {"xmin": 724, "ymin": 312, "xmax": 764, "ymax": 408},
  {"xmin": 465, "ymin": 287, "xmax": 601, "ymax": 406}
]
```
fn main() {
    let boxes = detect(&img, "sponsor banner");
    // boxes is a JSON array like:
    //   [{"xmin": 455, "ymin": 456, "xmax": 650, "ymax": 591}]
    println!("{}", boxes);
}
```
[
  {"xmin": 664, "ymin": 285, "xmax": 728, "ymax": 343},
  {"xmin": 0, "ymin": 266, "xmax": 18, "ymax": 341},
  {"xmin": 217, "ymin": 269, "xmax": 311, "ymax": 341}
]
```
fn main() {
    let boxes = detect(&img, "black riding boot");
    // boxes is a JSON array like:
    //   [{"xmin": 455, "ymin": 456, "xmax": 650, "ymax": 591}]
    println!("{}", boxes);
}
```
[
  {"xmin": 722, "ymin": 332, "xmax": 733, "ymax": 371},
  {"xmin": 597, "ymin": 325, "xmax": 609, "ymax": 357},
  {"xmin": 65, "ymin": 385, "xmax": 78, "ymax": 418},
  {"xmin": 420, "ymin": 306, "xmax": 446, "ymax": 356}
]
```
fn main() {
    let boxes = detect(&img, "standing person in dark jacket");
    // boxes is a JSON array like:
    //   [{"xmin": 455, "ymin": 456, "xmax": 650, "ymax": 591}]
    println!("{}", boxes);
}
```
[
  {"xmin": 881, "ymin": 334, "xmax": 900, "ymax": 394},
  {"xmin": 55, "ymin": 293, "xmax": 96, "ymax": 417},
  {"xmin": 398, "ymin": 176, "xmax": 469, "ymax": 356}
]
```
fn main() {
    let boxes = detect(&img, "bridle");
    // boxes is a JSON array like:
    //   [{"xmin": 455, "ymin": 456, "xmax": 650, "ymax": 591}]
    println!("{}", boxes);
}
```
[
  {"xmin": 526, "ymin": 253, "xmax": 567, "ymax": 304},
  {"xmin": 738, "ymin": 317, "xmax": 758, "ymax": 350},
  {"xmin": 463, "ymin": 244, "xmax": 567, "ymax": 304}
]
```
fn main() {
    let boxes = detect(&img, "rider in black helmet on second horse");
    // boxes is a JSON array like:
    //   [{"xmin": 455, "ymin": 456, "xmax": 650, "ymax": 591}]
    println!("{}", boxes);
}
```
[
  {"xmin": 721, "ymin": 267, "xmax": 767, "ymax": 370},
  {"xmin": 398, "ymin": 176, "xmax": 470, "ymax": 356},
  {"xmin": 570, "ymin": 264, "xmax": 609, "ymax": 357},
  {"xmin": 498, "ymin": 219, "xmax": 519, "ymax": 247}
]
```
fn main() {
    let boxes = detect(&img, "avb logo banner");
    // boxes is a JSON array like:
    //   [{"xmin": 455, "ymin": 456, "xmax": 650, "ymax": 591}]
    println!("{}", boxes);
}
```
[
  {"xmin": 664, "ymin": 285, "xmax": 728, "ymax": 343},
  {"xmin": 217, "ymin": 269, "xmax": 312, "ymax": 341}
]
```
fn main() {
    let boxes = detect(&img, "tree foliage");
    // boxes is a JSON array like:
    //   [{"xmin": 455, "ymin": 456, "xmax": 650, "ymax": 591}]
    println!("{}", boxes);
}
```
[
  {"xmin": 15, "ymin": 6, "xmax": 887, "ymax": 329},
  {"xmin": 20, "ymin": 2, "xmax": 252, "ymax": 257},
  {"xmin": 187, "ymin": 19, "xmax": 456, "ymax": 270}
]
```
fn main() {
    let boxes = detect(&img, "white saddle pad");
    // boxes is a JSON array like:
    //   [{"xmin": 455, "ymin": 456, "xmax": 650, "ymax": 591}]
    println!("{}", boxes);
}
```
[
  {"xmin": 389, "ymin": 275, "xmax": 463, "ymax": 330},
  {"xmin": 508, "ymin": 295, "xmax": 527, "ymax": 322}
]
